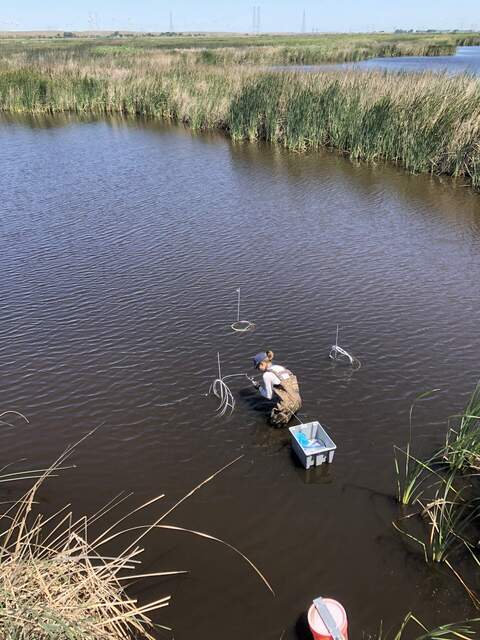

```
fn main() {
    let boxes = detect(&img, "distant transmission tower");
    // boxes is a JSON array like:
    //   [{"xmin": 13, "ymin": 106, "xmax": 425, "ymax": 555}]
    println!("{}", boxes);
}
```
[
  {"xmin": 252, "ymin": 6, "xmax": 261, "ymax": 34},
  {"xmin": 169, "ymin": 11, "xmax": 174, "ymax": 32},
  {"xmin": 301, "ymin": 9, "xmax": 306, "ymax": 33}
]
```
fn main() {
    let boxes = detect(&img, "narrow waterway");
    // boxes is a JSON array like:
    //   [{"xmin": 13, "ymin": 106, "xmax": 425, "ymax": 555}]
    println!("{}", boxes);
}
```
[
  {"xmin": 1, "ymin": 114, "xmax": 480, "ymax": 639},
  {"xmin": 276, "ymin": 45, "xmax": 480, "ymax": 75}
]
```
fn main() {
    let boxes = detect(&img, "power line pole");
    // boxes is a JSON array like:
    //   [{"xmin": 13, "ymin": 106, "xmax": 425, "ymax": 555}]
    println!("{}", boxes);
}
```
[
  {"xmin": 257, "ymin": 6, "xmax": 261, "ymax": 34},
  {"xmin": 301, "ymin": 9, "xmax": 306, "ymax": 33},
  {"xmin": 169, "ymin": 11, "xmax": 174, "ymax": 32}
]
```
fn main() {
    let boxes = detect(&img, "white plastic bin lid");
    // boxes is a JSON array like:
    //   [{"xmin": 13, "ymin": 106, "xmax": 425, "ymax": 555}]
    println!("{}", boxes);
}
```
[{"xmin": 308, "ymin": 598, "xmax": 347, "ymax": 636}]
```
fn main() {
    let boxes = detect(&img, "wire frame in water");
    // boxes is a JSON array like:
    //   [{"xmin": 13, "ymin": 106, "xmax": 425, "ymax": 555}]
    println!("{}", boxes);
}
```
[
  {"xmin": 208, "ymin": 353, "xmax": 236, "ymax": 417},
  {"xmin": 329, "ymin": 345, "xmax": 354, "ymax": 365},
  {"xmin": 329, "ymin": 325, "xmax": 361, "ymax": 369},
  {"xmin": 230, "ymin": 288, "xmax": 255, "ymax": 332},
  {"xmin": 329, "ymin": 345, "xmax": 361, "ymax": 370},
  {"xmin": 209, "ymin": 377, "xmax": 236, "ymax": 416},
  {"xmin": 231, "ymin": 320, "xmax": 256, "ymax": 333}
]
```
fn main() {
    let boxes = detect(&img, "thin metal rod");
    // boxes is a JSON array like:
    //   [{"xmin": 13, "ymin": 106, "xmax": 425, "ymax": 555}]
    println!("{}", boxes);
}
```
[
  {"xmin": 335, "ymin": 324, "xmax": 339, "ymax": 348},
  {"xmin": 217, "ymin": 352, "xmax": 222, "ymax": 380},
  {"xmin": 237, "ymin": 288, "xmax": 241, "ymax": 322}
]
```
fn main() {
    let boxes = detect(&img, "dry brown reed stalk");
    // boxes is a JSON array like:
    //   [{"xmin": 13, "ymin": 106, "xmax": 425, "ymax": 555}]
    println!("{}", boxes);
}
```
[{"xmin": 0, "ymin": 435, "xmax": 273, "ymax": 640}]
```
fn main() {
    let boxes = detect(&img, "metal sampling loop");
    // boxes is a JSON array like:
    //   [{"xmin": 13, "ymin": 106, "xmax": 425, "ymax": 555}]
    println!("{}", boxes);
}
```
[
  {"xmin": 230, "ymin": 288, "xmax": 255, "ymax": 333},
  {"xmin": 208, "ymin": 353, "xmax": 242, "ymax": 417},
  {"xmin": 329, "ymin": 325, "xmax": 361, "ymax": 370}
]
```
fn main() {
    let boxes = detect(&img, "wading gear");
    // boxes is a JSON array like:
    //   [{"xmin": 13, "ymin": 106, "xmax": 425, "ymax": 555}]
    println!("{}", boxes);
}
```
[{"xmin": 269, "ymin": 371, "xmax": 302, "ymax": 428}]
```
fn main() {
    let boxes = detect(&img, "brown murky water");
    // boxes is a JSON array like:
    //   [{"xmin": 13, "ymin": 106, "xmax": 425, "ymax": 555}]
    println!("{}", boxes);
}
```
[{"xmin": 1, "ymin": 114, "xmax": 480, "ymax": 639}]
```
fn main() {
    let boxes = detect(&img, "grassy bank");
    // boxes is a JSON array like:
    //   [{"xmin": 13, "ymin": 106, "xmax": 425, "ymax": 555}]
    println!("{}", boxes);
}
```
[{"xmin": 2, "ymin": 46, "xmax": 480, "ymax": 188}]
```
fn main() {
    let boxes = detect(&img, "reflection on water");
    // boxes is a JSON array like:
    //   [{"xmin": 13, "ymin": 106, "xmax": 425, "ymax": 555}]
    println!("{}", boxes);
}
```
[
  {"xmin": 274, "ymin": 46, "xmax": 480, "ymax": 75},
  {"xmin": 1, "ymin": 114, "xmax": 480, "ymax": 639},
  {"xmin": 355, "ymin": 45, "xmax": 480, "ymax": 74}
]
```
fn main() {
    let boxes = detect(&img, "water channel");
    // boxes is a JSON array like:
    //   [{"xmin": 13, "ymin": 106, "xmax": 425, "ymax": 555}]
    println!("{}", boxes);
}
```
[
  {"xmin": 1, "ymin": 114, "xmax": 480, "ymax": 639},
  {"xmin": 279, "ymin": 45, "xmax": 480, "ymax": 75}
]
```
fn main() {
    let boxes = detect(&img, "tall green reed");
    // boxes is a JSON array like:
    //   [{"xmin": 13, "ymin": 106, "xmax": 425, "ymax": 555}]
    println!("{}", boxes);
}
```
[
  {"xmin": 394, "ymin": 390, "xmax": 441, "ymax": 506},
  {"xmin": 227, "ymin": 70, "xmax": 480, "ymax": 188},
  {"xmin": 375, "ymin": 611, "xmax": 480, "ymax": 639},
  {"xmin": 392, "ymin": 382, "xmax": 480, "ymax": 605},
  {"xmin": 2, "ymin": 39, "xmax": 480, "ymax": 187},
  {"xmin": 444, "ymin": 383, "xmax": 480, "ymax": 471}
]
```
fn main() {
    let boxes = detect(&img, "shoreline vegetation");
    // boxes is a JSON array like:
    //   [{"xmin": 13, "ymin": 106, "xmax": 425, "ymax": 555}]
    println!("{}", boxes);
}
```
[
  {"xmin": 0, "ymin": 442, "xmax": 274, "ymax": 640},
  {"xmin": 1, "ymin": 445, "xmax": 479, "ymax": 640},
  {"xmin": 394, "ymin": 384, "xmax": 480, "ymax": 609},
  {"xmin": 2, "ymin": 33, "xmax": 480, "ymax": 187}
]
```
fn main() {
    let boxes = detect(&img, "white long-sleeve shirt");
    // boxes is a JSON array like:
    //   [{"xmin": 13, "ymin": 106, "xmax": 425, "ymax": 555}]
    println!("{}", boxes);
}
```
[{"xmin": 259, "ymin": 364, "xmax": 291, "ymax": 400}]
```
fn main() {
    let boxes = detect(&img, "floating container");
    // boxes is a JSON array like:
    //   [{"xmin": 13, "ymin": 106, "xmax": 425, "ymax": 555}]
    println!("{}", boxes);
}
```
[
  {"xmin": 289, "ymin": 421, "xmax": 336, "ymax": 470},
  {"xmin": 308, "ymin": 597, "xmax": 348, "ymax": 640}
]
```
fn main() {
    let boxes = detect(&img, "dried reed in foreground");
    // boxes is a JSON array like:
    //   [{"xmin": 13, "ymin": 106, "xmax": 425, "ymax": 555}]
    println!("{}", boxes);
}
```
[{"xmin": 0, "ymin": 439, "xmax": 273, "ymax": 640}]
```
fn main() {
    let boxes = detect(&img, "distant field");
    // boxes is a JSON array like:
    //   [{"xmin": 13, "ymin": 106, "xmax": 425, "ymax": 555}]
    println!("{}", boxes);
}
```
[
  {"xmin": 1, "ymin": 31, "xmax": 480, "ymax": 63},
  {"xmin": 1, "ymin": 31, "xmax": 480, "ymax": 48}
]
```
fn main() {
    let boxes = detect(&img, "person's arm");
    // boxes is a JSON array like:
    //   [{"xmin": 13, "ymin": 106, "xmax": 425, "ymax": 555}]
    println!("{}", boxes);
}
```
[{"xmin": 259, "ymin": 372, "xmax": 275, "ymax": 400}]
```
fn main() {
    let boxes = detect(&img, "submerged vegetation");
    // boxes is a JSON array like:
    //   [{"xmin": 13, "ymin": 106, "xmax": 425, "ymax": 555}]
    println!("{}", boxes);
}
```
[{"xmin": 1, "ymin": 33, "xmax": 480, "ymax": 186}]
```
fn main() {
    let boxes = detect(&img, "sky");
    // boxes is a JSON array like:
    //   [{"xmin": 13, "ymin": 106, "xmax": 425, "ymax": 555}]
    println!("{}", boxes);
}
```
[{"xmin": 1, "ymin": 1, "xmax": 479, "ymax": 33}]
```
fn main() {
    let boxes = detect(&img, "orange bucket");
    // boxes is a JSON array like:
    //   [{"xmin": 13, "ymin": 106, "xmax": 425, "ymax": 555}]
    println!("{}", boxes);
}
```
[{"xmin": 307, "ymin": 598, "xmax": 348, "ymax": 640}]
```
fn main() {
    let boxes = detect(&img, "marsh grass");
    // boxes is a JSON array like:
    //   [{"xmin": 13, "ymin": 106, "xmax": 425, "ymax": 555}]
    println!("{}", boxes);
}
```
[
  {"xmin": 393, "ymin": 383, "xmax": 480, "ymax": 604},
  {"xmin": 0, "ymin": 440, "xmax": 273, "ymax": 640},
  {"xmin": 2, "ymin": 36, "xmax": 480, "ymax": 186},
  {"xmin": 374, "ymin": 611, "xmax": 480, "ymax": 639},
  {"xmin": 392, "ymin": 472, "xmax": 478, "ymax": 569},
  {"xmin": 2, "ymin": 32, "xmax": 480, "ymax": 64},
  {"xmin": 394, "ymin": 390, "xmax": 442, "ymax": 505},
  {"xmin": 444, "ymin": 384, "xmax": 480, "ymax": 472},
  {"xmin": 419, "ymin": 480, "xmax": 479, "ymax": 564},
  {"xmin": 393, "ymin": 446, "xmax": 444, "ymax": 506}
]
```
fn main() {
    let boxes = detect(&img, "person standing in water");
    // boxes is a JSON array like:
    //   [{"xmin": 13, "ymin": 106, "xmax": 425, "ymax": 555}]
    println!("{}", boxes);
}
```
[{"xmin": 250, "ymin": 350, "xmax": 302, "ymax": 427}]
